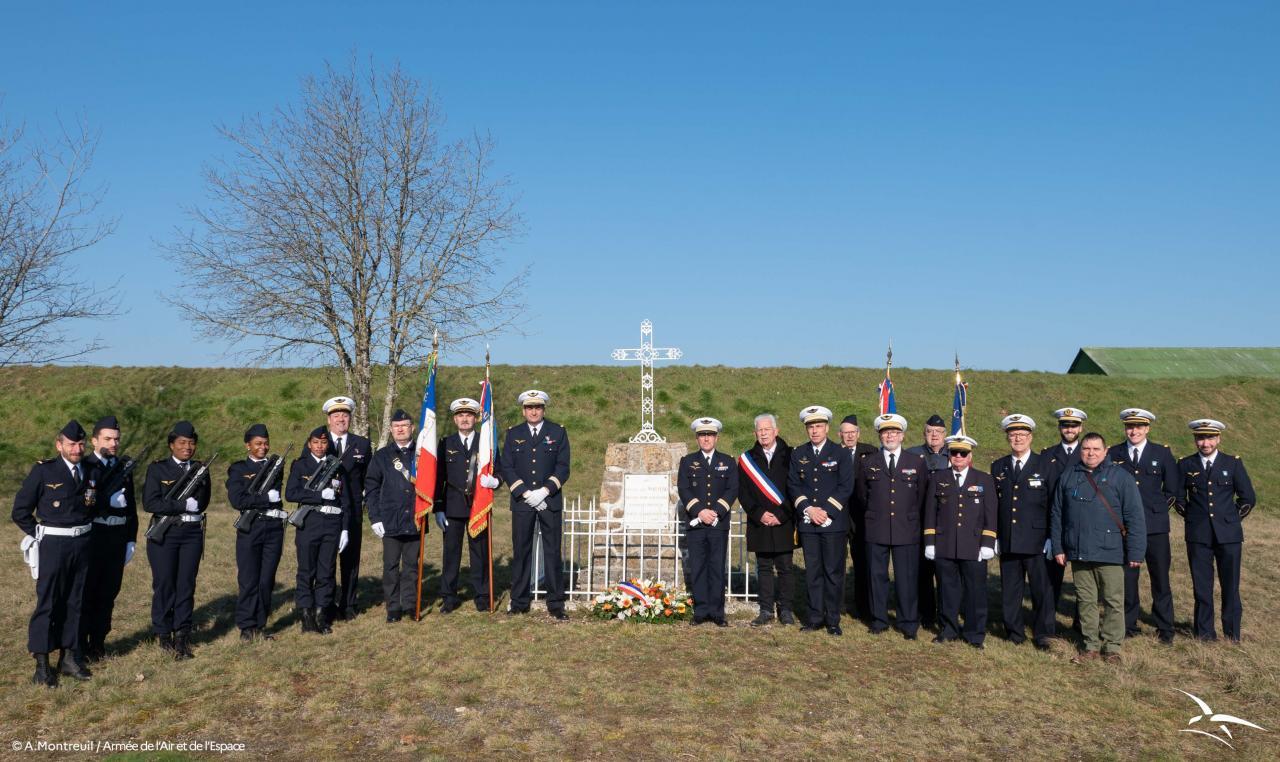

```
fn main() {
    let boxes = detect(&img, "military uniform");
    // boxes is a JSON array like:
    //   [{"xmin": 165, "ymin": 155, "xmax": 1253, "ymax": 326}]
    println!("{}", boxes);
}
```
[
  {"xmin": 1041, "ymin": 406, "xmax": 1087, "ymax": 617},
  {"xmin": 499, "ymin": 391, "xmax": 571, "ymax": 616},
  {"xmin": 326, "ymin": 428, "xmax": 370, "ymax": 620},
  {"xmin": 844, "ymin": 436, "xmax": 877, "ymax": 622},
  {"xmin": 907, "ymin": 416, "xmax": 950, "ymax": 630},
  {"xmin": 991, "ymin": 447, "xmax": 1055, "ymax": 645},
  {"xmin": 226, "ymin": 430, "xmax": 286, "ymax": 638},
  {"xmin": 142, "ymin": 422, "xmax": 212, "ymax": 659},
  {"xmin": 436, "ymin": 428, "xmax": 491, "ymax": 612},
  {"xmin": 366, "ymin": 434, "xmax": 422, "ymax": 621},
  {"xmin": 79, "ymin": 428, "xmax": 139, "ymax": 660},
  {"xmin": 1176, "ymin": 419, "xmax": 1255, "ymax": 642},
  {"xmin": 679, "ymin": 418, "xmax": 739, "ymax": 625},
  {"xmin": 12, "ymin": 420, "xmax": 98, "ymax": 685},
  {"xmin": 286, "ymin": 443, "xmax": 346, "ymax": 634},
  {"xmin": 1108, "ymin": 408, "xmax": 1180, "ymax": 642}
]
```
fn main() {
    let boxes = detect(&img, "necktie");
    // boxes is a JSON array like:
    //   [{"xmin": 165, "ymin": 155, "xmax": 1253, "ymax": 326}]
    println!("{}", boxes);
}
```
[
  {"xmin": 888, "ymin": 452, "xmax": 896, "ymax": 472},
  {"xmin": 954, "ymin": 470, "xmax": 962, "ymax": 487},
  {"xmin": 1012, "ymin": 460, "xmax": 1022, "ymax": 482},
  {"xmin": 337, "ymin": 437, "xmax": 345, "ymax": 456},
  {"xmin": 1131, "ymin": 447, "xmax": 1139, "ymax": 464},
  {"xmin": 71, "ymin": 464, "xmax": 81, "ymax": 487},
  {"xmin": 1204, "ymin": 458, "xmax": 1213, "ymax": 471},
  {"xmin": 814, "ymin": 445, "xmax": 820, "ymax": 457},
  {"xmin": 705, "ymin": 455, "xmax": 712, "ymax": 467},
  {"xmin": 464, "ymin": 435, "xmax": 471, "ymax": 450},
  {"xmin": 531, "ymin": 426, "xmax": 540, "ymax": 439}
]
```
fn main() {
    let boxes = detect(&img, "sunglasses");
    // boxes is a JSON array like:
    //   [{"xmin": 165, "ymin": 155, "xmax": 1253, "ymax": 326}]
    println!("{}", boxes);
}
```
[{"xmin": 948, "ymin": 451, "xmax": 971, "ymax": 457}]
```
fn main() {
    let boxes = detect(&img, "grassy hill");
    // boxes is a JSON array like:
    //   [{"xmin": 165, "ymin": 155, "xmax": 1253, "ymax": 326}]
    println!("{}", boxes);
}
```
[{"xmin": 0, "ymin": 365, "xmax": 1276, "ymax": 758}]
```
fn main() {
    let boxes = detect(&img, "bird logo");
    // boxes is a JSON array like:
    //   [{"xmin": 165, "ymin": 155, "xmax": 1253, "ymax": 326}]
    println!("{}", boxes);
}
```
[{"xmin": 1177, "ymin": 690, "xmax": 1266, "ymax": 749}]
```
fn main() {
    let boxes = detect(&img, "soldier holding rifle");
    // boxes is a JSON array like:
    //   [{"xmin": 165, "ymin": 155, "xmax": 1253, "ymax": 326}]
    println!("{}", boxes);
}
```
[{"xmin": 226, "ymin": 423, "xmax": 288, "ymax": 641}]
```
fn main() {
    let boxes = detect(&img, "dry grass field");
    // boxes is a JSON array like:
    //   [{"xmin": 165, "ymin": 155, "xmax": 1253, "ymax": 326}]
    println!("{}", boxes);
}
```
[{"xmin": 0, "ymin": 365, "xmax": 1276, "ymax": 759}]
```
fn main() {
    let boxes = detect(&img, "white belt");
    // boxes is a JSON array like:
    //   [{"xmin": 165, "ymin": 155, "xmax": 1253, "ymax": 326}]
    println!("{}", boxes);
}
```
[
  {"xmin": 94, "ymin": 515, "xmax": 128, "ymax": 527},
  {"xmin": 37, "ymin": 523, "xmax": 93, "ymax": 538},
  {"xmin": 263, "ymin": 509, "xmax": 289, "ymax": 520},
  {"xmin": 179, "ymin": 514, "xmax": 206, "ymax": 523},
  {"xmin": 317, "ymin": 505, "xmax": 343, "ymax": 515}
]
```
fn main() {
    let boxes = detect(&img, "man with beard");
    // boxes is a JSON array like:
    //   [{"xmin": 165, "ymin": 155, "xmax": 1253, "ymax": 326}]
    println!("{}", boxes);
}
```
[
  {"xmin": 80, "ymin": 415, "xmax": 137, "ymax": 661},
  {"xmin": 738, "ymin": 413, "xmax": 796, "ymax": 626},
  {"xmin": 1042, "ymin": 406, "xmax": 1087, "ymax": 617}
]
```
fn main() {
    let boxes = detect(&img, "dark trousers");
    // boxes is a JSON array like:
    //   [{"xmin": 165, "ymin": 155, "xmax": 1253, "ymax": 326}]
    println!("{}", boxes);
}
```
[
  {"xmin": 80, "ymin": 524, "xmax": 129, "ymax": 651},
  {"xmin": 936, "ymin": 557, "xmax": 988, "ymax": 645},
  {"xmin": 1047, "ymin": 555, "xmax": 1069, "ymax": 615},
  {"xmin": 441, "ymin": 518, "xmax": 491, "ymax": 608},
  {"xmin": 755, "ymin": 550, "xmax": 795, "ymax": 614},
  {"xmin": 867, "ymin": 541, "xmax": 919, "ymax": 635},
  {"xmin": 848, "ymin": 526, "xmax": 870, "ymax": 620},
  {"xmin": 800, "ymin": 532, "xmax": 847, "ymax": 627},
  {"xmin": 1124, "ymin": 531, "xmax": 1174, "ymax": 637},
  {"xmin": 919, "ymin": 553, "xmax": 938, "ymax": 627},
  {"xmin": 336, "ymin": 508, "xmax": 363, "ymax": 613},
  {"xmin": 295, "ymin": 513, "xmax": 342, "ymax": 610},
  {"xmin": 381, "ymin": 534, "xmax": 422, "ymax": 615},
  {"xmin": 510, "ymin": 509, "xmax": 565, "ymax": 612},
  {"xmin": 147, "ymin": 522, "xmax": 204, "ymax": 635},
  {"xmin": 688, "ymin": 528, "xmax": 729, "ymax": 620},
  {"xmin": 999, "ymin": 552, "xmax": 1055, "ymax": 642},
  {"xmin": 234, "ymin": 519, "xmax": 284, "ymax": 630},
  {"xmin": 1187, "ymin": 541, "xmax": 1243, "ymax": 641},
  {"xmin": 29, "ymin": 533, "xmax": 90, "ymax": 654}
]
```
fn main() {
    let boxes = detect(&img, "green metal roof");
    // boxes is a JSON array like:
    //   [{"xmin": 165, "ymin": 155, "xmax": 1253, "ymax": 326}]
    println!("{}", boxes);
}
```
[{"xmin": 1068, "ymin": 347, "xmax": 1280, "ymax": 377}]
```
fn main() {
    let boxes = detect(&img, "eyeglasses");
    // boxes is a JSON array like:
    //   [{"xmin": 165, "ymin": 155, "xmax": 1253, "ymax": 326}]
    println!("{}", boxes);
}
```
[
  {"xmin": 948, "ymin": 451, "xmax": 971, "ymax": 457},
  {"xmin": 1058, "ymin": 422, "xmax": 1081, "ymax": 428}
]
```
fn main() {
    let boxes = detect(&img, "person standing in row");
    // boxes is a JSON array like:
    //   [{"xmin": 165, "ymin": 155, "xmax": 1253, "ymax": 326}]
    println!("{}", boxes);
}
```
[
  {"xmin": 924, "ymin": 435, "xmax": 997, "ymax": 649},
  {"xmin": 990, "ymin": 414, "xmax": 1055, "ymax": 650},
  {"xmin": 143, "ymin": 420, "xmax": 211, "ymax": 661},
  {"xmin": 366, "ymin": 409, "xmax": 423, "ymax": 623},
  {"xmin": 1176, "ymin": 419, "xmax": 1255, "ymax": 643},
  {"xmin": 789, "ymin": 406, "xmax": 854, "ymax": 636},
  {"xmin": 1109, "ymin": 408, "xmax": 1180, "ymax": 644},
  {"xmin": 1043, "ymin": 406, "xmax": 1087, "ymax": 620},
  {"xmin": 436, "ymin": 398, "xmax": 497, "ymax": 614},
  {"xmin": 13, "ymin": 420, "xmax": 97, "ymax": 686},
  {"xmin": 679, "ymin": 417, "xmax": 739, "ymax": 627},
  {"xmin": 739, "ymin": 413, "xmax": 796, "ymax": 626},
  {"xmin": 288, "ymin": 426, "xmax": 349, "ymax": 635},
  {"xmin": 323, "ymin": 396, "xmax": 370, "ymax": 622},
  {"xmin": 837, "ymin": 414, "xmax": 876, "ymax": 623},
  {"xmin": 500, "ymin": 390, "xmax": 572, "ymax": 620},
  {"xmin": 226, "ymin": 423, "xmax": 287, "ymax": 641},
  {"xmin": 80, "ymin": 415, "xmax": 137, "ymax": 661},
  {"xmin": 908, "ymin": 414, "xmax": 949, "ymax": 631}
]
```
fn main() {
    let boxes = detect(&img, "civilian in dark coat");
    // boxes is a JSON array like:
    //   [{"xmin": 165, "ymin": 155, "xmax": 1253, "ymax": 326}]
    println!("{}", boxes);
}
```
[{"xmin": 738, "ymin": 414, "xmax": 796, "ymax": 626}]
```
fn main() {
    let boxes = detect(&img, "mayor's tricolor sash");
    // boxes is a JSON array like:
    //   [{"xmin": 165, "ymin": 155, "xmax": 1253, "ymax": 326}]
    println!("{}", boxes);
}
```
[{"xmin": 738, "ymin": 451, "xmax": 783, "ymax": 506}]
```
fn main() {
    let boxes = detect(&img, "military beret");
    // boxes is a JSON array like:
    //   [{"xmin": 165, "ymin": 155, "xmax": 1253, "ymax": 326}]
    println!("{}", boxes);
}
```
[
  {"xmin": 60, "ymin": 419, "xmax": 87, "ymax": 442},
  {"xmin": 875, "ymin": 413, "xmax": 908, "ymax": 432},
  {"xmin": 391, "ymin": 408, "xmax": 412, "ymax": 423},
  {"xmin": 243, "ymin": 423, "xmax": 269, "ymax": 442},
  {"xmin": 308, "ymin": 425, "xmax": 329, "ymax": 441},
  {"xmin": 1053, "ymin": 407, "xmax": 1087, "ymax": 424},
  {"xmin": 945, "ymin": 434, "xmax": 977, "ymax": 453},
  {"xmin": 93, "ymin": 415, "xmax": 120, "ymax": 435},
  {"xmin": 800, "ymin": 405, "xmax": 832, "ymax": 425},
  {"xmin": 168, "ymin": 420, "xmax": 198, "ymax": 441},
  {"xmin": 450, "ymin": 398, "xmax": 481, "ymax": 415},
  {"xmin": 323, "ymin": 396, "xmax": 355, "ymax": 415},
  {"xmin": 841, "ymin": 414, "xmax": 859, "ymax": 427},
  {"xmin": 1000, "ymin": 414, "xmax": 1036, "ymax": 432},
  {"xmin": 1189, "ymin": 418, "xmax": 1226, "ymax": 435},
  {"xmin": 518, "ymin": 389, "xmax": 550, "ymax": 406},
  {"xmin": 691, "ymin": 417, "xmax": 723, "ymax": 435},
  {"xmin": 925, "ymin": 414, "xmax": 946, "ymax": 428},
  {"xmin": 1120, "ymin": 408, "xmax": 1156, "ymax": 425}
]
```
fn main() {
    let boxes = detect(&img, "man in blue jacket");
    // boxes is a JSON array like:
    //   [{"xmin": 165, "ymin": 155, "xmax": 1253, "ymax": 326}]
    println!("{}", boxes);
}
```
[{"xmin": 1051, "ymin": 432, "xmax": 1146, "ymax": 663}]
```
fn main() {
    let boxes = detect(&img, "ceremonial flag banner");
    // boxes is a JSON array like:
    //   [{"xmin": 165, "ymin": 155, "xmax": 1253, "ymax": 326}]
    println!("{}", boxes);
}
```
[
  {"xmin": 952, "ymin": 366, "xmax": 968, "ymax": 436},
  {"xmin": 468, "ymin": 370, "xmax": 496, "ymax": 538},
  {"xmin": 413, "ymin": 353, "xmax": 438, "ymax": 530},
  {"xmin": 878, "ymin": 370, "xmax": 896, "ymax": 415}
]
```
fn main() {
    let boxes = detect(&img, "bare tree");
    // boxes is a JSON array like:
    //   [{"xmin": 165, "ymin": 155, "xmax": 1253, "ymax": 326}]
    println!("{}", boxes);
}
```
[
  {"xmin": 167, "ymin": 58, "xmax": 525, "ymax": 442},
  {"xmin": 0, "ymin": 115, "xmax": 119, "ymax": 365}
]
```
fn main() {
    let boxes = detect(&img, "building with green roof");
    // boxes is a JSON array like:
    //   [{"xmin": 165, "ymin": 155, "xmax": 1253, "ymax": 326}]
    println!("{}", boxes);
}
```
[{"xmin": 1067, "ymin": 347, "xmax": 1280, "ymax": 377}]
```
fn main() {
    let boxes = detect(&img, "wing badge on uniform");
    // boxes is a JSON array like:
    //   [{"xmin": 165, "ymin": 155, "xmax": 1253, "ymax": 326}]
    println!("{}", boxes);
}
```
[{"xmin": 45, "ymin": 483, "xmax": 64, "ymax": 490}]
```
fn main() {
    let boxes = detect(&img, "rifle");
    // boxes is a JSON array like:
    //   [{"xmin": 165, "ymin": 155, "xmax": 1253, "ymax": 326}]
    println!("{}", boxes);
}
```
[
  {"xmin": 288, "ymin": 454, "xmax": 341, "ymax": 529},
  {"xmin": 235, "ymin": 446, "xmax": 293, "ymax": 532},
  {"xmin": 98, "ymin": 444, "xmax": 154, "ymax": 498},
  {"xmin": 149, "ymin": 454, "xmax": 219, "ymax": 542}
]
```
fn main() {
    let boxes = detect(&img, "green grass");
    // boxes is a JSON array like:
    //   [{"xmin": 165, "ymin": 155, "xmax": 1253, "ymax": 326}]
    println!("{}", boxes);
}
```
[{"xmin": 0, "ymin": 365, "xmax": 1277, "ymax": 758}]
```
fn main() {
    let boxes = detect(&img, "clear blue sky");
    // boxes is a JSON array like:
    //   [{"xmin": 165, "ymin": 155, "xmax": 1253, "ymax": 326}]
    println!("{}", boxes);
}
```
[{"xmin": 3, "ymin": 2, "xmax": 1277, "ymax": 371}]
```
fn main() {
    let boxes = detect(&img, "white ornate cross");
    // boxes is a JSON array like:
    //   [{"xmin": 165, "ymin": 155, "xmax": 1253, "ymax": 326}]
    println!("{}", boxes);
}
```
[{"xmin": 611, "ymin": 319, "xmax": 683, "ymax": 443}]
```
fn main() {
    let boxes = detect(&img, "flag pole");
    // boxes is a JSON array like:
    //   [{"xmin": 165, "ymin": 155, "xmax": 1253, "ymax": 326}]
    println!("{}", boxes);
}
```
[
  {"xmin": 485, "ymin": 346, "xmax": 495, "ymax": 613},
  {"xmin": 414, "ymin": 330, "xmax": 439, "ymax": 621}
]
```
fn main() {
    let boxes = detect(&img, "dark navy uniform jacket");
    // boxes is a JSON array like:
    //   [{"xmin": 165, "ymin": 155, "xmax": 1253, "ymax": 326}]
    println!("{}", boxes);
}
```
[
  {"xmin": 436, "ymin": 432, "xmax": 483, "ymax": 520},
  {"xmin": 325, "ymin": 432, "xmax": 370, "ymax": 513},
  {"xmin": 286, "ymin": 454, "xmax": 344, "ymax": 508},
  {"xmin": 365, "ymin": 441, "xmax": 419, "ymax": 536},
  {"xmin": 86, "ymin": 451, "xmax": 138, "ymax": 541},
  {"xmin": 857, "ymin": 448, "xmax": 928, "ymax": 545},
  {"xmin": 678, "ymin": 449, "xmax": 739, "ymax": 531},
  {"xmin": 225, "ymin": 457, "xmax": 285, "ymax": 512},
  {"xmin": 1177, "ymin": 452, "xmax": 1255, "ymax": 545},
  {"xmin": 787, "ymin": 439, "xmax": 854, "ymax": 535},
  {"xmin": 143, "ymin": 457, "xmax": 212, "ymax": 516},
  {"xmin": 924, "ymin": 468, "xmax": 998, "ymax": 560},
  {"xmin": 906, "ymin": 444, "xmax": 949, "ymax": 475},
  {"xmin": 990, "ymin": 452, "xmax": 1052, "ymax": 555},
  {"xmin": 1107, "ymin": 441, "xmax": 1180, "ymax": 534},
  {"xmin": 12, "ymin": 457, "xmax": 100, "ymax": 535},
  {"xmin": 498, "ymin": 420, "xmax": 571, "ymax": 513},
  {"xmin": 1040, "ymin": 442, "xmax": 1081, "ymax": 489}
]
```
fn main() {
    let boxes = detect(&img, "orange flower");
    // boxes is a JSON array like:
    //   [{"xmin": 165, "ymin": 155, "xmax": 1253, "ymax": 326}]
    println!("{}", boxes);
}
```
[
  {"xmin": 621, "ymin": 599, "xmax": 631, "ymax": 607},
  {"xmin": 602, "ymin": 603, "xmax": 613, "ymax": 611},
  {"xmin": 664, "ymin": 608, "xmax": 673, "ymax": 616}
]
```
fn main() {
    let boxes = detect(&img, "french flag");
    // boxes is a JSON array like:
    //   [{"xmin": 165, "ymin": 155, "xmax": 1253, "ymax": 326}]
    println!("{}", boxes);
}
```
[
  {"xmin": 467, "ymin": 372, "xmax": 496, "ymax": 538},
  {"xmin": 413, "ymin": 354, "xmax": 438, "ymax": 531}
]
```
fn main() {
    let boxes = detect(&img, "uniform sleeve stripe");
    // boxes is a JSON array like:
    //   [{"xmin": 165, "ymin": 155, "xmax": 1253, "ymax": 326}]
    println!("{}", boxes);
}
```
[
  {"xmin": 717, "ymin": 498, "xmax": 732, "ymax": 510},
  {"xmin": 509, "ymin": 479, "xmax": 524, "ymax": 490},
  {"xmin": 826, "ymin": 496, "xmax": 843, "ymax": 511},
  {"xmin": 923, "ymin": 528, "xmax": 937, "ymax": 535},
  {"xmin": 981, "ymin": 529, "xmax": 997, "ymax": 538},
  {"xmin": 549, "ymin": 476, "xmax": 562, "ymax": 489}
]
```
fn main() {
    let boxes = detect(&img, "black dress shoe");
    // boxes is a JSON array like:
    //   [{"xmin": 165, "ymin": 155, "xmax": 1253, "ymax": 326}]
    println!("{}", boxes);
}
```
[
  {"xmin": 713, "ymin": 618, "xmax": 728, "ymax": 628},
  {"xmin": 475, "ymin": 600, "xmax": 491, "ymax": 612},
  {"xmin": 902, "ymin": 631, "xmax": 918, "ymax": 641},
  {"xmin": 240, "ymin": 628, "xmax": 256, "ymax": 642},
  {"xmin": 968, "ymin": 641, "xmax": 985, "ymax": 650},
  {"xmin": 314, "ymin": 608, "xmax": 333, "ymax": 635},
  {"xmin": 1158, "ymin": 633, "xmax": 1174, "ymax": 645},
  {"xmin": 1005, "ymin": 635, "xmax": 1026, "ymax": 646},
  {"xmin": 386, "ymin": 611, "xmax": 403, "ymax": 623},
  {"xmin": 777, "ymin": 610, "xmax": 795, "ymax": 626},
  {"xmin": 342, "ymin": 607, "xmax": 358, "ymax": 622},
  {"xmin": 867, "ymin": 626, "xmax": 888, "ymax": 636},
  {"xmin": 58, "ymin": 651, "xmax": 91, "ymax": 678},
  {"xmin": 507, "ymin": 607, "xmax": 529, "ymax": 616},
  {"xmin": 261, "ymin": 630, "xmax": 275, "ymax": 641},
  {"xmin": 800, "ymin": 623, "xmax": 823, "ymax": 632},
  {"xmin": 550, "ymin": 610, "xmax": 570, "ymax": 621},
  {"xmin": 932, "ymin": 635, "xmax": 953, "ymax": 644},
  {"xmin": 440, "ymin": 600, "xmax": 460, "ymax": 615},
  {"xmin": 158, "ymin": 632, "xmax": 178, "ymax": 654},
  {"xmin": 691, "ymin": 616, "xmax": 706, "ymax": 626},
  {"xmin": 1124, "ymin": 629, "xmax": 1140, "ymax": 638},
  {"xmin": 32, "ymin": 654, "xmax": 56, "ymax": 687},
  {"xmin": 750, "ymin": 612, "xmax": 774, "ymax": 627},
  {"xmin": 1033, "ymin": 639, "xmax": 1052, "ymax": 652},
  {"xmin": 826, "ymin": 625, "xmax": 843, "ymax": 636},
  {"xmin": 300, "ymin": 609, "xmax": 316, "ymax": 633},
  {"xmin": 173, "ymin": 632, "xmax": 195, "ymax": 660}
]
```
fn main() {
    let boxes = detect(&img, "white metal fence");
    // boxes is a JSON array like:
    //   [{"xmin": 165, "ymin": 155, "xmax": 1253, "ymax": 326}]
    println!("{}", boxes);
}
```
[{"xmin": 530, "ymin": 495, "xmax": 757, "ymax": 601}]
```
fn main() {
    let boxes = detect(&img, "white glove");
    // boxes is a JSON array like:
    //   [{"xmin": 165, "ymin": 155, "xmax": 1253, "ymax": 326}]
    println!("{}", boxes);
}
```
[
  {"xmin": 712, "ymin": 516, "xmax": 721, "ymax": 527},
  {"xmin": 110, "ymin": 490, "xmax": 127, "ymax": 508},
  {"xmin": 338, "ymin": 530, "xmax": 349, "ymax": 553},
  {"xmin": 924, "ymin": 545, "xmax": 936, "ymax": 561},
  {"xmin": 321, "ymin": 487, "xmax": 336, "ymax": 501},
  {"xmin": 1043, "ymin": 539, "xmax": 1053, "ymax": 559},
  {"xmin": 535, "ymin": 501, "xmax": 549, "ymax": 511},
  {"xmin": 21, "ymin": 535, "xmax": 39, "ymax": 579},
  {"xmin": 978, "ymin": 546, "xmax": 995, "ymax": 562},
  {"xmin": 124, "ymin": 541, "xmax": 136, "ymax": 565},
  {"xmin": 525, "ymin": 487, "xmax": 550, "ymax": 505},
  {"xmin": 184, "ymin": 497, "xmax": 200, "ymax": 513},
  {"xmin": 688, "ymin": 517, "xmax": 701, "ymax": 527},
  {"xmin": 480, "ymin": 474, "xmax": 500, "ymax": 489},
  {"xmin": 372, "ymin": 522, "xmax": 385, "ymax": 538},
  {"xmin": 993, "ymin": 539, "xmax": 1000, "ymax": 556},
  {"xmin": 267, "ymin": 489, "xmax": 281, "ymax": 503},
  {"xmin": 331, "ymin": 478, "xmax": 341, "ymax": 488}
]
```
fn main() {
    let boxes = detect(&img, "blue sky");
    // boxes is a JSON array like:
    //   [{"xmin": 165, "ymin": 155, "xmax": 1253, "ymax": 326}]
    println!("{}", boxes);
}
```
[{"xmin": 3, "ymin": 2, "xmax": 1277, "ymax": 371}]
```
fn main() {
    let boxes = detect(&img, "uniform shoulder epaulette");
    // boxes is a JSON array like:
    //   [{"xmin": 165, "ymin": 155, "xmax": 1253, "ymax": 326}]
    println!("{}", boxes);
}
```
[{"xmin": 37, "ymin": 457, "xmax": 55, "ymax": 465}]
